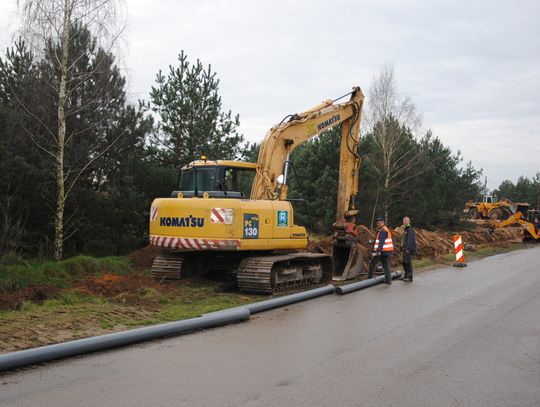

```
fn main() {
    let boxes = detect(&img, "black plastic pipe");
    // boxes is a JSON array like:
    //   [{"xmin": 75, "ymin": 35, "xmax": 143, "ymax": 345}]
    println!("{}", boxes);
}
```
[
  {"xmin": 204, "ymin": 284, "xmax": 336, "ymax": 317},
  {"xmin": 0, "ymin": 307, "xmax": 250, "ymax": 372},
  {"xmin": 246, "ymin": 284, "xmax": 336, "ymax": 314},
  {"xmin": 334, "ymin": 271, "xmax": 402, "ymax": 295}
]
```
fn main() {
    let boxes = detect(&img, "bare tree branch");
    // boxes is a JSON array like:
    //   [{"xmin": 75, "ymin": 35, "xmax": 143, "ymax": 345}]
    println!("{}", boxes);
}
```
[{"xmin": 365, "ymin": 65, "xmax": 425, "ymax": 221}]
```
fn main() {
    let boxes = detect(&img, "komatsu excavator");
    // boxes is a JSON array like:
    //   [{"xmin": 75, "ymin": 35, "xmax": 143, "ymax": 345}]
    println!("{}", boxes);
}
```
[{"xmin": 149, "ymin": 87, "xmax": 365, "ymax": 294}]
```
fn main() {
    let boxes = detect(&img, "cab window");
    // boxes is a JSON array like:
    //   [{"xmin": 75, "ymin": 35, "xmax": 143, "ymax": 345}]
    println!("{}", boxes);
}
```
[
  {"xmin": 223, "ymin": 167, "xmax": 256, "ymax": 198},
  {"xmin": 178, "ymin": 167, "xmax": 216, "ymax": 192}
]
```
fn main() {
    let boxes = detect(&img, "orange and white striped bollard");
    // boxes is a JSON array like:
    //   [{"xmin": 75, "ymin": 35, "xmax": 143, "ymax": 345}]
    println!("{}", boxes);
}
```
[{"xmin": 453, "ymin": 234, "xmax": 467, "ymax": 267}]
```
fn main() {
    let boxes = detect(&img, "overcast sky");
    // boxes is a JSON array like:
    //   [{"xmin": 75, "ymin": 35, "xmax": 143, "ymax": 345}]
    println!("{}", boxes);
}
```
[{"xmin": 1, "ymin": 0, "xmax": 539, "ymax": 191}]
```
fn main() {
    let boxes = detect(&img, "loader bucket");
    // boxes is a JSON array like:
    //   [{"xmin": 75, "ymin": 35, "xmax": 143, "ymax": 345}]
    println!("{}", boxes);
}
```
[{"xmin": 331, "ymin": 241, "xmax": 364, "ymax": 281}]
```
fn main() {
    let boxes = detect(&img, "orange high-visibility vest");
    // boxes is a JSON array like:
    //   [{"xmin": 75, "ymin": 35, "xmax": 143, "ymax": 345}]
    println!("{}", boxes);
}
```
[{"xmin": 374, "ymin": 226, "xmax": 394, "ymax": 252}]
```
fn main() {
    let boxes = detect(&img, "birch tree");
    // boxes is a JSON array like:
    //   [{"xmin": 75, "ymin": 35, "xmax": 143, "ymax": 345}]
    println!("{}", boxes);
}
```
[
  {"xmin": 364, "ymin": 65, "xmax": 424, "ymax": 225},
  {"xmin": 16, "ymin": 0, "xmax": 125, "ymax": 259}
]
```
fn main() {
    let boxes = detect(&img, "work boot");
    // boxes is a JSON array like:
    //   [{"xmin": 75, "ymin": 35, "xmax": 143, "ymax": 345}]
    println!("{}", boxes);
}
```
[{"xmin": 402, "ymin": 273, "xmax": 413, "ymax": 282}]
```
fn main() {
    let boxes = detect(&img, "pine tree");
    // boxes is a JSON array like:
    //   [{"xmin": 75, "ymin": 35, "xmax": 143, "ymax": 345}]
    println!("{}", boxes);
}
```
[
  {"xmin": 0, "ymin": 40, "xmax": 47, "ymax": 254},
  {"xmin": 150, "ymin": 51, "xmax": 243, "ymax": 169}
]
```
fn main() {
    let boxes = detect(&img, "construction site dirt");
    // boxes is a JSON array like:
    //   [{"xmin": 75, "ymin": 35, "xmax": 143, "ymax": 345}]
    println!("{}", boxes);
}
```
[{"xmin": 0, "ymin": 224, "xmax": 530, "ymax": 354}]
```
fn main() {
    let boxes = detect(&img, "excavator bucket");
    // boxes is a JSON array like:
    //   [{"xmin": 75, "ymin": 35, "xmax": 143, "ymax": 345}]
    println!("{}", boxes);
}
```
[
  {"xmin": 331, "ymin": 240, "xmax": 365, "ymax": 281},
  {"xmin": 510, "ymin": 202, "xmax": 530, "ymax": 216}
]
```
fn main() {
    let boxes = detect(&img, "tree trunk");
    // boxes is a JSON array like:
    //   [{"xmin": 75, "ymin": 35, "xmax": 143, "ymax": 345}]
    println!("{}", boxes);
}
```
[
  {"xmin": 384, "ymin": 172, "xmax": 390, "ymax": 223},
  {"xmin": 371, "ymin": 184, "xmax": 380, "ymax": 229},
  {"xmin": 54, "ymin": 0, "xmax": 70, "ymax": 261}
]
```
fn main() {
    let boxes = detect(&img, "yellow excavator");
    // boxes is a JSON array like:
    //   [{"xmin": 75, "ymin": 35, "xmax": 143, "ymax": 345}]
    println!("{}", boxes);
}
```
[{"xmin": 149, "ymin": 87, "xmax": 365, "ymax": 293}]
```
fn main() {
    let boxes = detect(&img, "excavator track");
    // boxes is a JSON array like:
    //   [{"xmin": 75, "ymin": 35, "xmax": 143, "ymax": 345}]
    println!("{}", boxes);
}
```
[
  {"xmin": 236, "ymin": 253, "xmax": 333, "ymax": 294},
  {"xmin": 151, "ymin": 253, "xmax": 185, "ymax": 280}
]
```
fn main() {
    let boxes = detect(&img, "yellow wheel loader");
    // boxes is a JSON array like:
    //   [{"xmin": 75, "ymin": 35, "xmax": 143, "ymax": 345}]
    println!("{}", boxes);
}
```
[
  {"xmin": 149, "ymin": 87, "xmax": 365, "ymax": 294},
  {"xmin": 464, "ymin": 196, "xmax": 529, "ymax": 220}
]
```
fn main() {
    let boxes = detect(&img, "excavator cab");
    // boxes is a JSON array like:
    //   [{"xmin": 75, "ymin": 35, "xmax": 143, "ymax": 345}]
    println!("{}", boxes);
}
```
[
  {"xmin": 171, "ymin": 160, "xmax": 256, "ymax": 199},
  {"xmin": 528, "ymin": 210, "xmax": 540, "ymax": 230}
]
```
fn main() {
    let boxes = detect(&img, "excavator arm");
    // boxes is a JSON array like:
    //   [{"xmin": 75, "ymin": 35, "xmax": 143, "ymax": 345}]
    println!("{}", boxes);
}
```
[
  {"xmin": 489, "ymin": 212, "xmax": 540, "ymax": 240},
  {"xmin": 251, "ymin": 87, "xmax": 364, "ymax": 226},
  {"xmin": 251, "ymin": 87, "xmax": 366, "ymax": 280}
]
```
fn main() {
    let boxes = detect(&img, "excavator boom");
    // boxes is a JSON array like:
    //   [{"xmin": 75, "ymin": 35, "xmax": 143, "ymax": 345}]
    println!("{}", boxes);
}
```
[
  {"xmin": 250, "ymin": 87, "xmax": 365, "ymax": 280},
  {"xmin": 252, "ymin": 87, "xmax": 364, "ymax": 226}
]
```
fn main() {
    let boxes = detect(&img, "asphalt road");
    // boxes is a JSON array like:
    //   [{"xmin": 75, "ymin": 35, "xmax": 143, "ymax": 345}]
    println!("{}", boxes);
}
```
[{"xmin": 2, "ymin": 247, "xmax": 540, "ymax": 407}]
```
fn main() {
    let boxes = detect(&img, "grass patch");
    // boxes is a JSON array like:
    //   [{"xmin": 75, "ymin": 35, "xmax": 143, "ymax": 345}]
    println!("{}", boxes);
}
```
[
  {"xmin": 151, "ymin": 280, "xmax": 261, "ymax": 323},
  {"xmin": 414, "ymin": 253, "xmax": 456, "ymax": 270},
  {"xmin": 53, "ymin": 291, "xmax": 106, "ymax": 306},
  {"xmin": 156, "ymin": 294, "xmax": 253, "ymax": 321},
  {"xmin": 0, "ymin": 255, "xmax": 133, "ymax": 294}
]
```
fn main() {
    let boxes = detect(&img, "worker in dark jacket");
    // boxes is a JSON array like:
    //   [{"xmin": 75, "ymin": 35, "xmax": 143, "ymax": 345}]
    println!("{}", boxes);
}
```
[
  {"xmin": 400, "ymin": 216, "xmax": 417, "ymax": 282},
  {"xmin": 367, "ymin": 216, "xmax": 394, "ymax": 284}
]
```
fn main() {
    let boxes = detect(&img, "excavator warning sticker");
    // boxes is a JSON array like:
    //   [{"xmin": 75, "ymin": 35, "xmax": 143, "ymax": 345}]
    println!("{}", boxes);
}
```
[
  {"xmin": 151, "ymin": 206, "xmax": 158, "ymax": 221},
  {"xmin": 211, "ymin": 208, "xmax": 233, "ymax": 224},
  {"xmin": 277, "ymin": 210, "xmax": 288, "ymax": 227},
  {"xmin": 243, "ymin": 214, "xmax": 259, "ymax": 239}
]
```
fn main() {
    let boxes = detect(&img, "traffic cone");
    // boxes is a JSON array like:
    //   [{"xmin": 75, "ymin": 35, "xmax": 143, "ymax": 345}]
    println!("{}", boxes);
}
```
[{"xmin": 453, "ymin": 234, "xmax": 467, "ymax": 267}]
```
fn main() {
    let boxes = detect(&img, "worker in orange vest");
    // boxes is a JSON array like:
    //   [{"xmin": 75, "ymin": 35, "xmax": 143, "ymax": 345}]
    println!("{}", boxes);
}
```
[{"xmin": 367, "ymin": 216, "xmax": 394, "ymax": 284}]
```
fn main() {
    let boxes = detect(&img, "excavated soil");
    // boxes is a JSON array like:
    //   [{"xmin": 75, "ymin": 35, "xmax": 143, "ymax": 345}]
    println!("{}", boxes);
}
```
[
  {"xmin": 308, "ymin": 225, "xmax": 524, "ymax": 271},
  {"xmin": 128, "ymin": 244, "xmax": 163, "ymax": 270}
]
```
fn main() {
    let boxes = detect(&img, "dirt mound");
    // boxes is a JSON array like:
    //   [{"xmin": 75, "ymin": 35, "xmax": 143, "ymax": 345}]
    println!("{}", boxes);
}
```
[
  {"xmin": 0, "ymin": 285, "xmax": 60, "ymax": 310},
  {"xmin": 76, "ymin": 273, "xmax": 149, "ymax": 297},
  {"xmin": 308, "ymin": 226, "xmax": 524, "ymax": 270},
  {"xmin": 72, "ymin": 273, "xmax": 168, "ymax": 307},
  {"xmin": 128, "ymin": 244, "xmax": 162, "ymax": 270}
]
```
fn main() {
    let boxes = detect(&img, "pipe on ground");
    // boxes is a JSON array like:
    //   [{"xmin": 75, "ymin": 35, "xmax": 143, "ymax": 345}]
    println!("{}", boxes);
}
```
[
  {"xmin": 0, "ymin": 307, "xmax": 250, "ymax": 372},
  {"xmin": 204, "ymin": 284, "xmax": 336, "ymax": 317},
  {"xmin": 334, "ymin": 272, "xmax": 402, "ymax": 295},
  {"xmin": 246, "ymin": 284, "xmax": 336, "ymax": 314}
]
